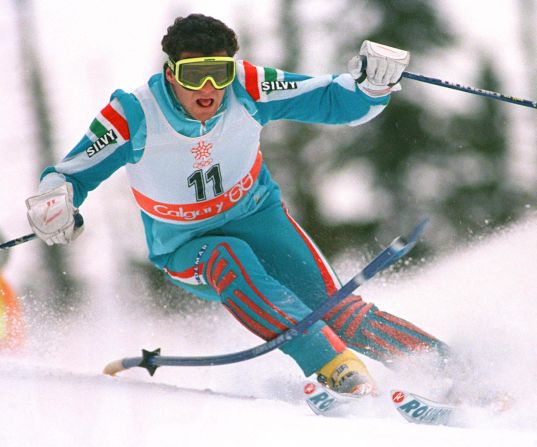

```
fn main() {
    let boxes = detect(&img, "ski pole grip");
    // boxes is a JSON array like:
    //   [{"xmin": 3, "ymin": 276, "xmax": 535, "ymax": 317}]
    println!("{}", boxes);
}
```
[
  {"xmin": 73, "ymin": 212, "xmax": 84, "ymax": 229},
  {"xmin": 360, "ymin": 55, "xmax": 368, "ymax": 71},
  {"xmin": 356, "ymin": 55, "xmax": 403, "ymax": 86}
]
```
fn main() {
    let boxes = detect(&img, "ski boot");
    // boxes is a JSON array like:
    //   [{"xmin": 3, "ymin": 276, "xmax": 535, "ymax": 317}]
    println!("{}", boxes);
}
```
[{"xmin": 316, "ymin": 349, "xmax": 376, "ymax": 396}]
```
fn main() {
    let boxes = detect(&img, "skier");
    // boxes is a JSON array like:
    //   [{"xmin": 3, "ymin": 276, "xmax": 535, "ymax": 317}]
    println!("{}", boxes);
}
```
[{"xmin": 25, "ymin": 14, "xmax": 449, "ymax": 395}]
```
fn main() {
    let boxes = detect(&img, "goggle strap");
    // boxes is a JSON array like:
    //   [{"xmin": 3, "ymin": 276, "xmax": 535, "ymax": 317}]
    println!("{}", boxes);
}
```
[{"xmin": 167, "ymin": 58, "xmax": 177, "ymax": 73}]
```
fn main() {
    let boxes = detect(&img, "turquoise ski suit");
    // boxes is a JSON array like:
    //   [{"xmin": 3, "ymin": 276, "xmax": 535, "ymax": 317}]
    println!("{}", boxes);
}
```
[{"xmin": 39, "ymin": 61, "xmax": 444, "ymax": 376}]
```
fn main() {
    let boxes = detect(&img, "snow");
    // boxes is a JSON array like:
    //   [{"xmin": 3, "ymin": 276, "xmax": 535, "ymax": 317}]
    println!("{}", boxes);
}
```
[{"xmin": 2, "ymin": 218, "xmax": 537, "ymax": 446}]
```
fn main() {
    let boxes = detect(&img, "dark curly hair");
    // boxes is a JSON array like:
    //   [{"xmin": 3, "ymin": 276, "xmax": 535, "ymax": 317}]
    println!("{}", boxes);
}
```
[{"xmin": 161, "ymin": 14, "xmax": 239, "ymax": 60}]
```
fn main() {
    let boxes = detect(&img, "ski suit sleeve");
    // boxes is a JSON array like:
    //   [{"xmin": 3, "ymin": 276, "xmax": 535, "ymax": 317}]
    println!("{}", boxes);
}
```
[
  {"xmin": 38, "ymin": 91, "xmax": 145, "ymax": 208},
  {"xmin": 233, "ymin": 60, "xmax": 390, "ymax": 126}
]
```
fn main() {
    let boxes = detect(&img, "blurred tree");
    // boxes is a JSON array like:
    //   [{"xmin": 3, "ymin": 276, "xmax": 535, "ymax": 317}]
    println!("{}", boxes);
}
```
[
  {"xmin": 517, "ymin": 0, "xmax": 537, "ymax": 191},
  {"xmin": 262, "ymin": 0, "xmax": 531, "ymax": 262},
  {"xmin": 261, "ymin": 0, "xmax": 323, "ymax": 232},
  {"xmin": 415, "ymin": 60, "xmax": 533, "ymax": 243},
  {"xmin": 518, "ymin": 0, "xmax": 537, "ymax": 100},
  {"xmin": 14, "ymin": 0, "xmax": 82, "ymax": 313}
]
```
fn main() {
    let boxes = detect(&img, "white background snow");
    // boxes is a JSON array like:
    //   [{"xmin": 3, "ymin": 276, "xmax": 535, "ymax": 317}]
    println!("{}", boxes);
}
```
[{"xmin": 1, "ymin": 0, "xmax": 536, "ymax": 446}]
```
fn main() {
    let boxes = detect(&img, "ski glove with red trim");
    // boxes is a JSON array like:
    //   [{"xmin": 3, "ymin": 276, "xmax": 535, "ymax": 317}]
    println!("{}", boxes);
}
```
[
  {"xmin": 348, "ymin": 40, "xmax": 410, "ymax": 97},
  {"xmin": 26, "ymin": 183, "xmax": 83, "ymax": 245}
]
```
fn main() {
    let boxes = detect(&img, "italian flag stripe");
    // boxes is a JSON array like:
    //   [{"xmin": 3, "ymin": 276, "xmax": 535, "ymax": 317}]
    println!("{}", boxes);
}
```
[
  {"xmin": 264, "ymin": 67, "xmax": 278, "ymax": 82},
  {"xmin": 101, "ymin": 104, "xmax": 130, "ymax": 140},
  {"xmin": 243, "ymin": 60, "xmax": 260, "ymax": 101},
  {"xmin": 90, "ymin": 119, "xmax": 108, "ymax": 139}
]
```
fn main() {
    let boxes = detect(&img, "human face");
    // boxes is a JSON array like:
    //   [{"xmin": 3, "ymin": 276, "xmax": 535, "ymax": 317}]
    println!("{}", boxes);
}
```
[{"xmin": 165, "ymin": 51, "xmax": 230, "ymax": 123}]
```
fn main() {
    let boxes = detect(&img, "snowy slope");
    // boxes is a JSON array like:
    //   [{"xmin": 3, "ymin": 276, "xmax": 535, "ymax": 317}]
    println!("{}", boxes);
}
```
[{"xmin": 2, "ymin": 218, "xmax": 537, "ymax": 447}]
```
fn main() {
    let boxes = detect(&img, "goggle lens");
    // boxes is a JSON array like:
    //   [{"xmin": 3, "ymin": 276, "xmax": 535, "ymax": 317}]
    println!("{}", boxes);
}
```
[{"xmin": 169, "ymin": 57, "xmax": 236, "ymax": 90}]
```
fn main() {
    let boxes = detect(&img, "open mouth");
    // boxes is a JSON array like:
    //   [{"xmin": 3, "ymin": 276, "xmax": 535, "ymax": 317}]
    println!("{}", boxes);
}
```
[{"xmin": 196, "ymin": 98, "xmax": 214, "ymax": 108}]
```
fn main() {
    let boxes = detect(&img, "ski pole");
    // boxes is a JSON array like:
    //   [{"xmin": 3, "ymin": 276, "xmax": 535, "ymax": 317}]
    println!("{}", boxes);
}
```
[
  {"xmin": 0, "ymin": 233, "xmax": 37, "ymax": 250},
  {"xmin": 357, "ymin": 55, "xmax": 537, "ymax": 110},
  {"xmin": 103, "ymin": 218, "xmax": 428, "ymax": 376},
  {"xmin": 401, "ymin": 71, "xmax": 537, "ymax": 110},
  {"xmin": 0, "ymin": 213, "xmax": 84, "ymax": 250}
]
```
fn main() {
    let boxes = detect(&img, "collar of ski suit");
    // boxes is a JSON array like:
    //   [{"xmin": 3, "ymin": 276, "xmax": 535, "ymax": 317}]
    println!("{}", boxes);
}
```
[{"xmin": 146, "ymin": 72, "xmax": 229, "ymax": 138}]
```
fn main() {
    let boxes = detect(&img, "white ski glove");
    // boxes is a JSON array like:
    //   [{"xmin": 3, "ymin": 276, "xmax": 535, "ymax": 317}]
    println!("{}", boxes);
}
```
[
  {"xmin": 348, "ymin": 40, "xmax": 410, "ymax": 97},
  {"xmin": 26, "ymin": 183, "xmax": 83, "ymax": 246}
]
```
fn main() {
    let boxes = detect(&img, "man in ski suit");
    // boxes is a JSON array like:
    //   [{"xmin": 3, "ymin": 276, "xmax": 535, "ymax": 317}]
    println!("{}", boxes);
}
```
[{"xmin": 25, "ymin": 14, "xmax": 448, "ymax": 394}]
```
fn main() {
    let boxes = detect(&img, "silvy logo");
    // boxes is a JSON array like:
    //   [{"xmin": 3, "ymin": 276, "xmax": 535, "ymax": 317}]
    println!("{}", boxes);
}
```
[
  {"xmin": 86, "ymin": 129, "xmax": 118, "ymax": 158},
  {"xmin": 260, "ymin": 81, "xmax": 298, "ymax": 93}
]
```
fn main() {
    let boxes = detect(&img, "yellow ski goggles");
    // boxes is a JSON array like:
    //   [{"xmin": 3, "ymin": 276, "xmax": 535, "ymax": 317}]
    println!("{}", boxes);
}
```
[{"xmin": 167, "ymin": 56, "xmax": 236, "ymax": 90}]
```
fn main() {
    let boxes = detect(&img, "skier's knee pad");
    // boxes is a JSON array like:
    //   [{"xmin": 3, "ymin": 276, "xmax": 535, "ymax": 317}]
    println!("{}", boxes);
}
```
[{"xmin": 325, "ymin": 295, "xmax": 446, "ymax": 365}]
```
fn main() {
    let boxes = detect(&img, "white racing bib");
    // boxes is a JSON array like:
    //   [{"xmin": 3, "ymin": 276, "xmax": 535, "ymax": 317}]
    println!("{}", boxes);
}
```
[{"xmin": 127, "ymin": 84, "xmax": 263, "ymax": 224}]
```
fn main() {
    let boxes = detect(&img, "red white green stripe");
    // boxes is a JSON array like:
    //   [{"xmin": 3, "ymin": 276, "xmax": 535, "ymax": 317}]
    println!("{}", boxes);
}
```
[
  {"xmin": 238, "ymin": 60, "xmax": 285, "ymax": 102},
  {"xmin": 86, "ymin": 99, "xmax": 130, "ymax": 143},
  {"xmin": 54, "ymin": 99, "xmax": 130, "ymax": 175},
  {"xmin": 237, "ymin": 60, "xmax": 338, "ymax": 103}
]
